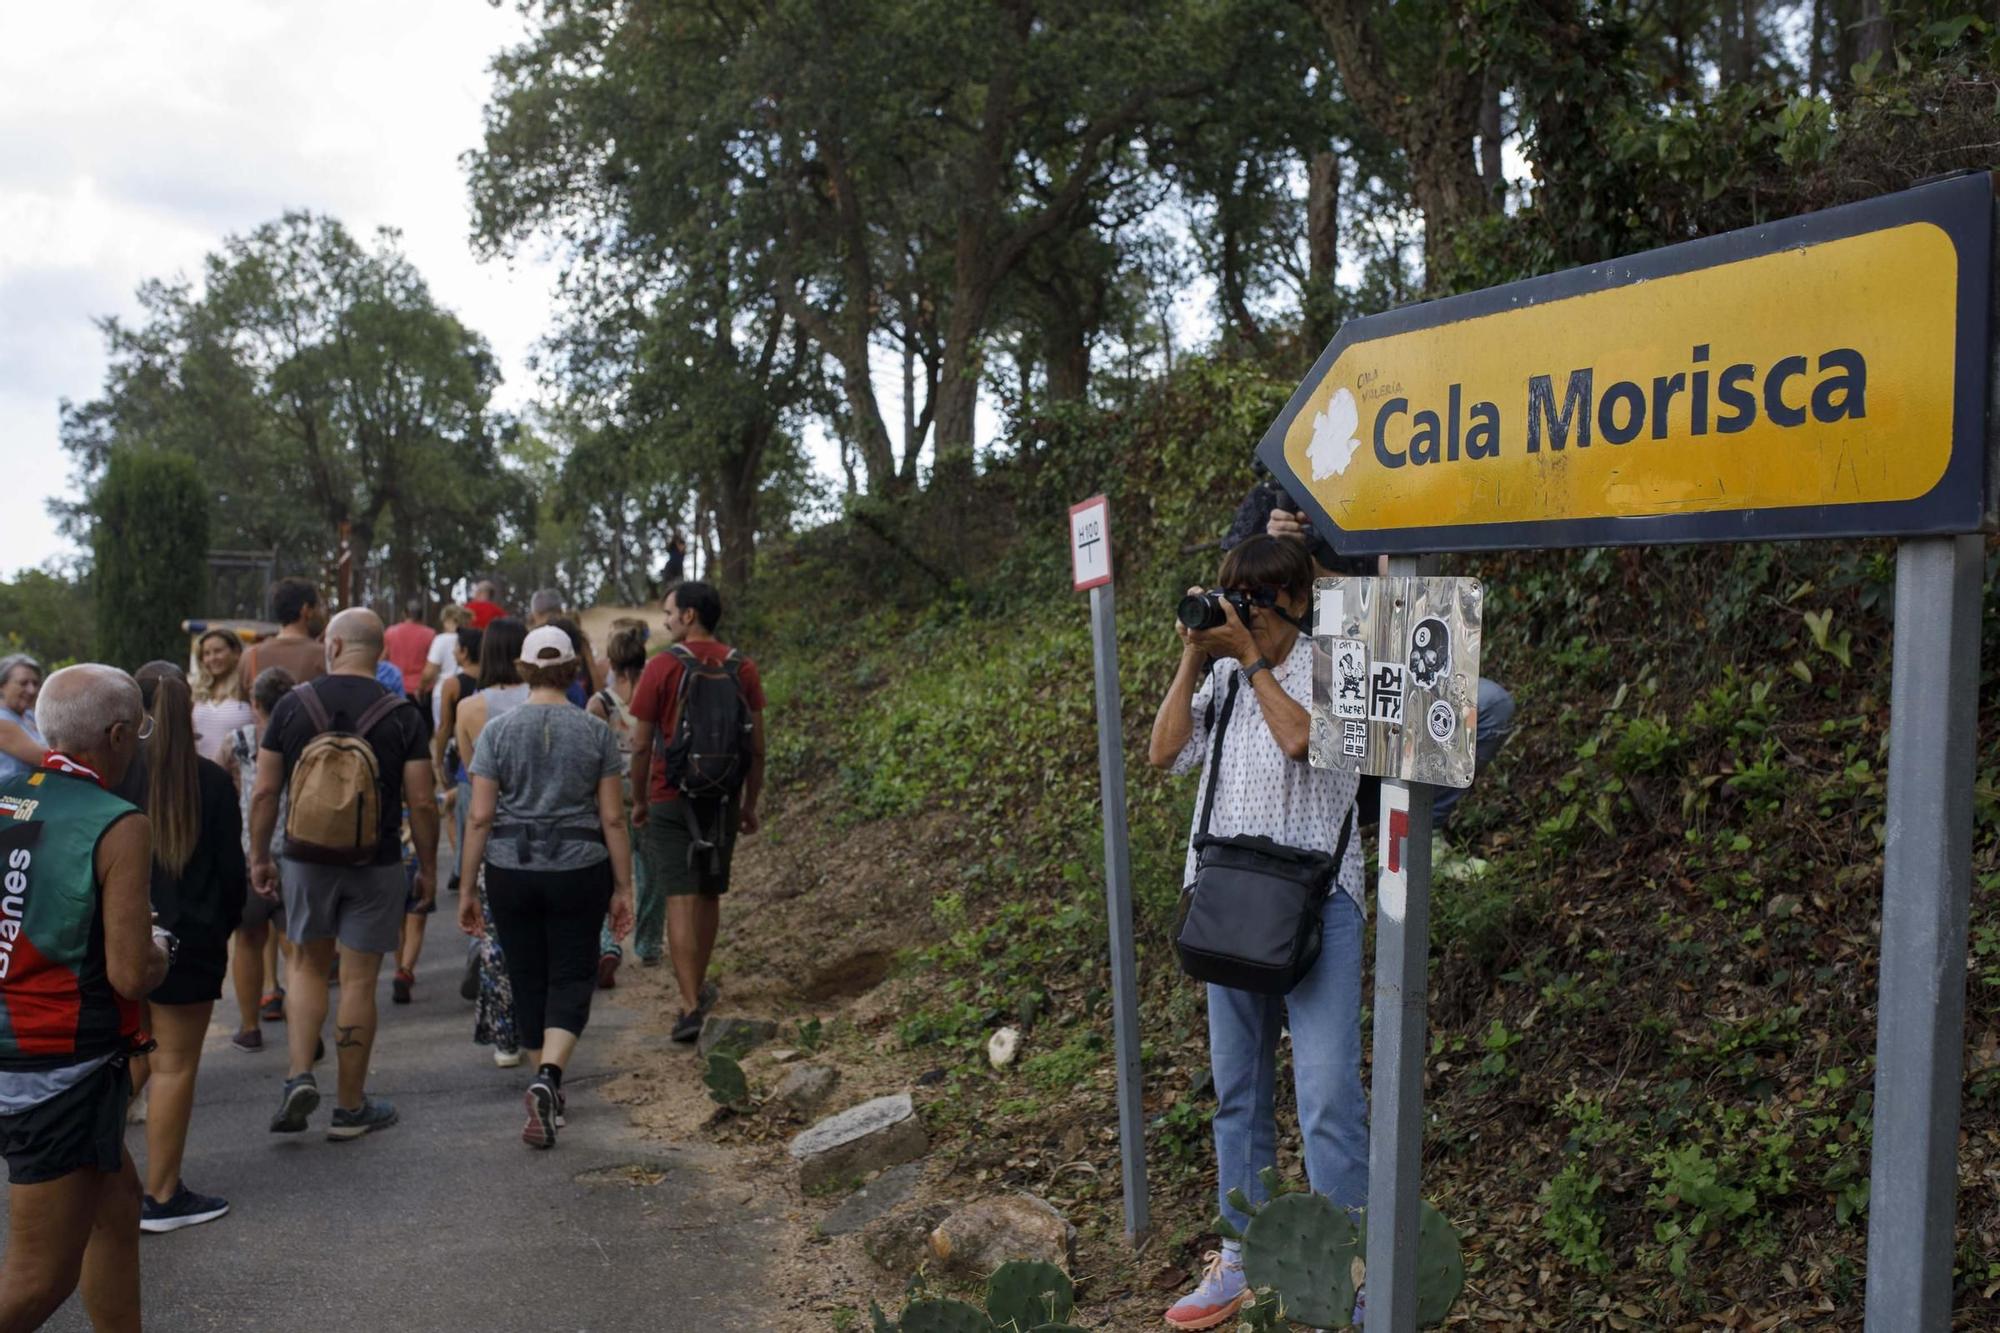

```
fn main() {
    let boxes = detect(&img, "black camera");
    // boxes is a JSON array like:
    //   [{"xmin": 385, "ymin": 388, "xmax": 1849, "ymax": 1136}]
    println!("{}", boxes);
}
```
[{"xmin": 1178, "ymin": 588, "xmax": 1256, "ymax": 631}]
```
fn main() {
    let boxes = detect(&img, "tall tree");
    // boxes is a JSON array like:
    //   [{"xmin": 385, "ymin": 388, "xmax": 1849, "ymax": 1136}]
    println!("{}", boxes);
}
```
[
  {"xmin": 94, "ymin": 451, "xmax": 208, "ymax": 669},
  {"xmin": 60, "ymin": 214, "xmax": 513, "ymax": 607}
]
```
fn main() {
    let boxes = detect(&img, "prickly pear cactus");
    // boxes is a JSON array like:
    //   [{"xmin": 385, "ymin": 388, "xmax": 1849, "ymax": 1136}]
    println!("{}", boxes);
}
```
[
  {"xmin": 985, "ymin": 1260, "xmax": 1074, "ymax": 1331},
  {"xmin": 1413, "ymin": 1200, "xmax": 1465, "ymax": 1326},
  {"xmin": 1240, "ymin": 1191, "xmax": 1362, "ymax": 1328},
  {"xmin": 702, "ymin": 1051, "xmax": 748, "ymax": 1107},
  {"xmin": 896, "ymin": 1299, "xmax": 994, "ymax": 1333}
]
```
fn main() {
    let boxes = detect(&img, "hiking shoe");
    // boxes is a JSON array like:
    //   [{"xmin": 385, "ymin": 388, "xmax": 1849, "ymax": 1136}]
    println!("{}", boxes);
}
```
[
  {"xmin": 140, "ymin": 1184, "xmax": 230, "ymax": 1233},
  {"xmin": 392, "ymin": 969, "xmax": 414, "ymax": 1005},
  {"xmin": 697, "ymin": 980, "xmax": 719, "ymax": 1014},
  {"xmin": 636, "ymin": 951, "xmax": 662, "ymax": 967},
  {"xmin": 556, "ymin": 1087, "xmax": 568, "ymax": 1129},
  {"xmin": 230, "ymin": 1029, "xmax": 263, "ymax": 1053},
  {"xmin": 269, "ymin": 1074, "xmax": 320, "ymax": 1134},
  {"xmin": 523, "ymin": 1079, "xmax": 558, "ymax": 1149},
  {"xmin": 596, "ymin": 952, "xmax": 620, "ymax": 990},
  {"xmin": 670, "ymin": 1010, "xmax": 703, "ymax": 1043},
  {"xmin": 259, "ymin": 989, "xmax": 285, "ymax": 1023},
  {"xmin": 493, "ymin": 1047, "xmax": 523, "ymax": 1068},
  {"xmin": 1165, "ymin": 1250, "xmax": 1249, "ymax": 1330},
  {"xmin": 327, "ymin": 1098, "xmax": 398, "ymax": 1141},
  {"xmin": 460, "ymin": 951, "xmax": 480, "ymax": 1001}
]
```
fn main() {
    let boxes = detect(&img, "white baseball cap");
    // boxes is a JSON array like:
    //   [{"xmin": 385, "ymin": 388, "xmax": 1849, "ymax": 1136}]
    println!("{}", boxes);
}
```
[{"xmin": 518, "ymin": 625, "xmax": 578, "ymax": 667}]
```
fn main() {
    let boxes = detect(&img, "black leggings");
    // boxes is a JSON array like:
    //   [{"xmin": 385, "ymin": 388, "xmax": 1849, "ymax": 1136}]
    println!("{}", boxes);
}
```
[{"xmin": 483, "ymin": 859, "xmax": 615, "ymax": 1053}]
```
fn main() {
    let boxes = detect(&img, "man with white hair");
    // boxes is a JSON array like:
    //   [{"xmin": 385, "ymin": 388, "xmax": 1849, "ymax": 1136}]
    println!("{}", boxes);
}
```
[
  {"xmin": 528, "ymin": 588, "xmax": 565, "ymax": 626},
  {"xmin": 251, "ymin": 609, "xmax": 438, "ymax": 1141},
  {"xmin": 0, "ymin": 665, "xmax": 171, "ymax": 1331}
]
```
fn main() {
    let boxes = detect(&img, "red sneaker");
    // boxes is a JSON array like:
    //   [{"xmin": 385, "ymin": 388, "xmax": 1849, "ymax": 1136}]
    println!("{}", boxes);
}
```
[{"xmin": 596, "ymin": 952, "xmax": 620, "ymax": 990}]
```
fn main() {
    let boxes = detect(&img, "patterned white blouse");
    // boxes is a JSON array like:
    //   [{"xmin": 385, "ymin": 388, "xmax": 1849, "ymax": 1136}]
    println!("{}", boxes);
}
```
[{"xmin": 1171, "ymin": 641, "xmax": 1364, "ymax": 905}]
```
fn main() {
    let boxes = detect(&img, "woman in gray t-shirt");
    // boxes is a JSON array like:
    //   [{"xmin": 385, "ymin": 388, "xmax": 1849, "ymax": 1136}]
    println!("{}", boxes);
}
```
[{"xmin": 457, "ymin": 627, "xmax": 636, "ymax": 1149}]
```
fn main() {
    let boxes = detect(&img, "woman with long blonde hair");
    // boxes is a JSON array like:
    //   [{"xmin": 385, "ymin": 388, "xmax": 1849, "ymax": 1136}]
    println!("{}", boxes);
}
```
[
  {"xmin": 129, "ymin": 662, "xmax": 247, "ymax": 1233},
  {"xmin": 191, "ymin": 629, "xmax": 253, "ymax": 762}
]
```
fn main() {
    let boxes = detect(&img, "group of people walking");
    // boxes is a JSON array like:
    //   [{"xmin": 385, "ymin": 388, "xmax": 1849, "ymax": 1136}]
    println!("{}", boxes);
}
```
[{"xmin": 0, "ymin": 571, "xmax": 766, "ymax": 1330}]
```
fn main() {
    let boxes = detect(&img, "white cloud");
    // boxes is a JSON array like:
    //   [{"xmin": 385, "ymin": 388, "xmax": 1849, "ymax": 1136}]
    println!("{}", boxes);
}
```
[{"xmin": 0, "ymin": 1, "xmax": 563, "ymax": 577}]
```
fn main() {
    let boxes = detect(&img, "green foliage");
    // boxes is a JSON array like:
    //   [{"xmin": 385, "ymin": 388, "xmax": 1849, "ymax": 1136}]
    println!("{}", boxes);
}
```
[
  {"xmin": 1232, "ymin": 1183, "xmax": 1464, "ymax": 1328},
  {"xmin": 92, "ymin": 450, "xmax": 207, "ymax": 669},
  {"xmin": 0, "ymin": 567, "xmax": 94, "ymax": 666},
  {"xmin": 702, "ymin": 1051, "xmax": 749, "ymax": 1109},
  {"xmin": 62, "ymin": 212, "xmax": 514, "ymax": 603},
  {"xmin": 1539, "ymin": 1162, "xmax": 1612, "ymax": 1275},
  {"xmin": 1240, "ymin": 1193, "xmax": 1361, "ymax": 1328},
  {"xmin": 984, "ymin": 1261, "xmax": 1076, "ymax": 1331},
  {"xmin": 876, "ymin": 1261, "xmax": 1085, "ymax": 1332}
]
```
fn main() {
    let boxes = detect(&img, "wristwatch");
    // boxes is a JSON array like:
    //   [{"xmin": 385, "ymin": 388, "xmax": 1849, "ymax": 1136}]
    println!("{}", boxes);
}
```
[
  {"xmin": 152, "ymin": 926, "xmax": 179, "ymax": 968},
  {"xmin": 1243, "ymin": 657, "xmax": 1273, "ymax": 683}
]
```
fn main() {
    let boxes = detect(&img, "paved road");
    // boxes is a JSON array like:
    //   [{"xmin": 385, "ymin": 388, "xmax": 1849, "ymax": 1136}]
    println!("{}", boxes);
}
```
[{"xmin": 7, "ymin": 906, "xmax": 775, "ymax": 1332}]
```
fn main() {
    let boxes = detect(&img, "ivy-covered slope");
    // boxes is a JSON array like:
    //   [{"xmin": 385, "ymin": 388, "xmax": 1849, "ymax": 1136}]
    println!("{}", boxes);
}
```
[{"xmin": 731, "ymin": 355, "xmax": 2000, "ymax": 1328}]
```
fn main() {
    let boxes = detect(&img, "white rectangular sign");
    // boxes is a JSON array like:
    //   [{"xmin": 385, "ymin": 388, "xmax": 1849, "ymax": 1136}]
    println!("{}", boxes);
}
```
[{"xmin": 1069, "ymin": 495, "xmax": 1112, "ymax": 591}]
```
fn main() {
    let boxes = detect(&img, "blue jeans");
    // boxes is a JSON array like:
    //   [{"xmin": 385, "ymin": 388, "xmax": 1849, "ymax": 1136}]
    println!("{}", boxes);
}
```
[
  {"xmin": 1210, "ymin": 890, "xmax": 1367, "ymax": 1233},
  {"xmin": 1432, "ymin": 677, "xmax": 1516, "ymax": 825}
]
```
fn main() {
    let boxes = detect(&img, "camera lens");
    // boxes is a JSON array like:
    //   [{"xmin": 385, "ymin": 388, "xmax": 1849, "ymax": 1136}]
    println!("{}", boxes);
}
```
[{"xmin": 1177, "ymin": 592, "xmax": 1224, "ymax": 631}]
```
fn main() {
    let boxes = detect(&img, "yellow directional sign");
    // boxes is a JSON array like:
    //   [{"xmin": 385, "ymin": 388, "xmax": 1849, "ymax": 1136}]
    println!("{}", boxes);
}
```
[{"xmin": 1259, "ymin": 172, "xmax": 1996, "ymax": 552}]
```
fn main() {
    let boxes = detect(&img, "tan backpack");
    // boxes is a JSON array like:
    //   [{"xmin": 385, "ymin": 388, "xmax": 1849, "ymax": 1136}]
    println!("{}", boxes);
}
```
[{"xmin": 282, "ymin": 683, "xmax": 408, "ymax": 865}]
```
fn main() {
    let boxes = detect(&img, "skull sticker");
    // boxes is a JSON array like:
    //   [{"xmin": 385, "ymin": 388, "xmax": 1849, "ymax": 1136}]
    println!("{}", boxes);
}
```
[{"xmin": 1408, "ymin": 616, "xmax": 1451, "ymax": 691}]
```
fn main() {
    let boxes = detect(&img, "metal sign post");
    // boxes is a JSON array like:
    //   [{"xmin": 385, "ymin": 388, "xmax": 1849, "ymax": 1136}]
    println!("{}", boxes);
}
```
[
  {"xmin": 1866, "ymin": 534, "xmax": 1983, "ymax": 1327},
  {"xmin": 1069, "ymin": 495, "xmax": 1149, "ymax": 1241},
  {"xmin": 1250, "ymin": 175, "xmax": 1995, "ymax": 1329},
  {"xmin": 1365, "ymin": 697, "xmax": 1437, "ymax": 1328}
]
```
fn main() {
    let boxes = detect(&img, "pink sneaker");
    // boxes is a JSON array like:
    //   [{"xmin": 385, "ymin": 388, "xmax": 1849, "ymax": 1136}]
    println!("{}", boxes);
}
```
[{"xmin": 1165, "ymin": 1250, "xmax": 1249, "ymax": 1330}]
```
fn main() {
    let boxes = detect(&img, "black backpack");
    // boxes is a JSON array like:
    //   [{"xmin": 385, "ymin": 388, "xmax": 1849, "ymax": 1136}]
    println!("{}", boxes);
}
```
[{"xmin": 658, "ymin": 644, "xmax": 753, "ymax": 800}]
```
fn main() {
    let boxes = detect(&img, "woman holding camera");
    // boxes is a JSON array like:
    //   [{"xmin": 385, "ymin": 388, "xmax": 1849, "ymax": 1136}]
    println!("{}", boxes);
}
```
[{"xmin": 1148, "ymin": 535, "xmax": 1365, "ymax": 1331}]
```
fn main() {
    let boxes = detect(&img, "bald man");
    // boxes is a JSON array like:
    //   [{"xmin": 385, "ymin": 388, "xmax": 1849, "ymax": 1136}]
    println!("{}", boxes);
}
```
[{"xmin": 250, "ymin": 609, "xmax": 437, "ymax": 1141}]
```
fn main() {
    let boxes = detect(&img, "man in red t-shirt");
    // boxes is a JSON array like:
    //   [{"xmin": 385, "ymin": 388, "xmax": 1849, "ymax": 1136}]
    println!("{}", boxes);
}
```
[
  {"xmin": 628, "ymin": 581, "xmax": 766, "ymax": 1043},
  {"xmin": 380, "ymin": 601, "xmax": 435, "ymax": 696},
  {"xmin": 463, "ymin": 580, "xmax": 508, "ymax": 630}
]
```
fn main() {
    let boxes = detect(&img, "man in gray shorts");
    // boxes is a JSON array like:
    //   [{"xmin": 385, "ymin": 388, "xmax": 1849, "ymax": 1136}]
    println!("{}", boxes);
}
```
[{"xmin": 250, "ymin": 609, "xmax": 438, "ymax": 1141}]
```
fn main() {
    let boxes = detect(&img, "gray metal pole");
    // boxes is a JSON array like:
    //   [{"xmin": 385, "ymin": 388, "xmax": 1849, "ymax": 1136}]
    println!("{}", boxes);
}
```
[
  {"xmin": 1864, "ymin": 534, "xmax": 1983, "ymax": 1331},
  {"xmin": 1090, "ymin": 581, "xmax": 1150, "ymax": 1241},
  {"xmin": 1366, "ymin": 555, "xmax": 1437, "ymax": 1333}
]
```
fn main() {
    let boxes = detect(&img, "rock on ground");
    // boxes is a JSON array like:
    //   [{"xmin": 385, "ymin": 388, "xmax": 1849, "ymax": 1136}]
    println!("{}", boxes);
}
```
[
  {"xmin": 788, "ymin": 1092, "xmax": 928, "ymax": 1193},
  {"xmin": 771, "ymin": 1063, "xmax": 841, "ymax": 1117},
  {"xmin": 927, "ymin": 1193, "xmax": 1076, "ymax": 1277},
  {"xmin": 697, "ymin": 1014, "xmax": 780, "ymax": 1057},
  {"xmin": 864, "ymin": 1203, "xmax": 954, "ymax": 1275},
  {"xmin": 817, "ymin": 1161, "xmax": 924, "ymax": 1237}
]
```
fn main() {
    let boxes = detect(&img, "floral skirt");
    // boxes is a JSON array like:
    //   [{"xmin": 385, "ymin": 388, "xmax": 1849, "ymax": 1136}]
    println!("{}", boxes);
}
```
[{"xmin": 472, "ymin": 873, "xmax": 518, "ymax": 1054}]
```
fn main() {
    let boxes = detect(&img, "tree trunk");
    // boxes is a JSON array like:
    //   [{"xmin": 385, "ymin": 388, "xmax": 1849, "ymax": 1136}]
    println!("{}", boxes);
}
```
[
  {"xmin": 1479, "ymin": 79, "xmax": 1504, "ymax": 194},
  {"xmin": 715, "ymin": 475, "xmax": 757, "ymax": 593},
  {"xmin": 832, "ymin": 327, "xmax": 899, "ymax": 495},
  {"xmin": 931, "ymin": 271, "xmax": 991, "ymax": 488},
  {"xmin": 1305, "ymin": 148, "xmax": 1341, "ymax": 347},
  {"xmin": 1045, "ymin": 310, "xmax": 1090, "ymax": 403},
  {"xmin": 1857, "ymin": 0, "xmax": 1891, "ymax": 64}
]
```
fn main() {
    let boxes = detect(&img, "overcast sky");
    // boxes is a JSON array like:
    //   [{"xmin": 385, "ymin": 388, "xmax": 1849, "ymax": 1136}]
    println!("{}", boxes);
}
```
[{"xmin": 0, "ymin": 2, "xmax": 562, "ymax": 579}]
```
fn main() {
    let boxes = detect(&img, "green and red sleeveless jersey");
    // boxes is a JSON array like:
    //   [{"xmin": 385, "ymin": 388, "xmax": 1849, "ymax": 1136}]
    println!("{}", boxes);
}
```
[{"xmin": 0, "ymin": 766, "xmax": 144, "ymax": 1067}]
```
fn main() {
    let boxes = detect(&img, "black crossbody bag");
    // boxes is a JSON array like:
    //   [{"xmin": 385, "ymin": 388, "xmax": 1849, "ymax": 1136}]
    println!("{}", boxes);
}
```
[{"xmin": 1173, "ymin": 671, "xmax": 1355, "ymax": 995}]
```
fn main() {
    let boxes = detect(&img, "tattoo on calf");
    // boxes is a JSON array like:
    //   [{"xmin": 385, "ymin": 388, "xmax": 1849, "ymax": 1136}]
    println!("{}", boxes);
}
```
[{"xmin": 335, "ymin": 1024, "xmax": 367, "ymax": 1050}]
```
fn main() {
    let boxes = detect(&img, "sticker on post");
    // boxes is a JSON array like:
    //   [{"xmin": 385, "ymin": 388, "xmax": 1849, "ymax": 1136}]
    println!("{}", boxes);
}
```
[
  {"xmin": 1368, "ymin": 662, "xmax": 1406, "ymax": 725},
  {"xmin": 1342, "ymin": 719, "xmax": 1367, "ymax": 758},
  {"xmin": 1379, "ymin": 782, "xmax": 1410, "ymax": 922},
  {"xmin": 1316, "ymin": 587, "xmax": 1345, "ymax": 637},
  {"xmin": 1426, "ymin": 699, "xmax": 1457, "ymax": 744},
  {"xmin": 1409, "ymin": 616, "xmax": 1451, "ymax": 691},
  {"xmin": 1331, "ymin": 639, "xmax": 1368, "ymax": 721}
]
